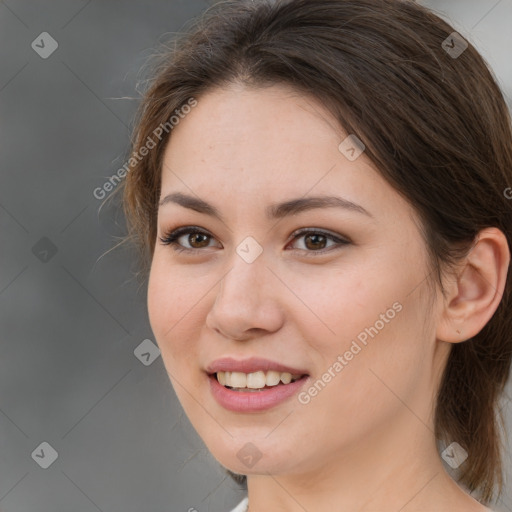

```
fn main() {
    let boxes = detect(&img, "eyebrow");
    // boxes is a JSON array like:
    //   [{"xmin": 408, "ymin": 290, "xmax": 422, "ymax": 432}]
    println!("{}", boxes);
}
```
[{"xmin": 158, "ymin": 192, "xmax": 373, "ymax": 221}]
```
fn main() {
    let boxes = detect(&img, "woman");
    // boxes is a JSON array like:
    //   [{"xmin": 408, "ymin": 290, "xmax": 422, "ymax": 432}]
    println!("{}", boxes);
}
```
[{"xmin": 120, "ymin": 0, "xmax": 512, "ymax": 510}]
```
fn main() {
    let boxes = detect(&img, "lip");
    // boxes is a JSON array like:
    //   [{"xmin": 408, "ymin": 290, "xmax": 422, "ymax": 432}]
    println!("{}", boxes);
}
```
[
  {"xmin": 208, "ymin": 373, "xmax": 310, "ymax": 412},
  {"xmin": 205, "ymin": 357, "xmax": 309, "ymax": 376}
]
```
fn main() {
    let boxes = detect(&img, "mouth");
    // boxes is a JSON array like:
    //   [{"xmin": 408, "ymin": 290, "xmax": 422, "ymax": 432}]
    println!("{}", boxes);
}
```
[
  {"xmin": 210, "ymin": 370, "xmax": 308, "ymax": 392},
  {"xmin": 205, "ymin": 357, "xmax": 310, "ymax": 411},
  {"xmin": 207, "ymin": 370, "xmax": 310, "ymax": 412}
]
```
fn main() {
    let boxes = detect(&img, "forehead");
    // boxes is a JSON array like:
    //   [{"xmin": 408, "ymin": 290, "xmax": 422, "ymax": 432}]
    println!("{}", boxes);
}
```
[
  {"xmin": 159, "ymin": 83, "xmax": 416, "ymax": 225},
  {"xmin": 164, "ymin": 82, "xmax": 342, "ymax": 159}
]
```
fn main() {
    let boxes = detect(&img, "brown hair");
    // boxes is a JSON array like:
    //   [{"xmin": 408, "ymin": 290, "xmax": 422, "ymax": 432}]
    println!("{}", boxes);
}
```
[{"xmin": 119, "ymin": 0, "xmax": 512, "ymax": 504}]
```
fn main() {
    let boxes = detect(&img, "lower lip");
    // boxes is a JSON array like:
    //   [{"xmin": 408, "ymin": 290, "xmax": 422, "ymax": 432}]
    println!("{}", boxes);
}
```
[{"xmin": 208, "ymin": 374, "xmax": 309, "ymax": 412}]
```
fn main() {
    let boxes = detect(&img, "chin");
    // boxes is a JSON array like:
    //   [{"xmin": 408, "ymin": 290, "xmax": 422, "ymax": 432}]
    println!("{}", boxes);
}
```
[{"xmin": 204, "ymin": 435, "xmax": 303, "ymax": 477}]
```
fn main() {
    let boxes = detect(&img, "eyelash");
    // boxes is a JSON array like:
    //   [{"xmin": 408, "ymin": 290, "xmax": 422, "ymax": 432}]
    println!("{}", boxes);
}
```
[{"xmin": 158, "ymin": 225, "xmax": 350, "ymax": 256}]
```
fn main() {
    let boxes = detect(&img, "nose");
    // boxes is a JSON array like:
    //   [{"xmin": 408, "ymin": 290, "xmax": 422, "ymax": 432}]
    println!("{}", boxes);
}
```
[{"xmin": 205, "ymin": 250, "xmax": 284, "ymax": 341}]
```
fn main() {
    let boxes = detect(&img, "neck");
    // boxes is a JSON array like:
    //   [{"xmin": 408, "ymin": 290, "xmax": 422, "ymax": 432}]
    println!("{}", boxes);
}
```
[{"xmin": 245, "ymin": 410, "xmax": 484, "ymax": 511}]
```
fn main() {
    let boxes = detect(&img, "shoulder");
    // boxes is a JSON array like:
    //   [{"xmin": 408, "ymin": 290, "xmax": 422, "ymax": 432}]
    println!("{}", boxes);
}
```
[{"xmin": 229, "ymin": 496, "xmax": 248, "ymax": 512}]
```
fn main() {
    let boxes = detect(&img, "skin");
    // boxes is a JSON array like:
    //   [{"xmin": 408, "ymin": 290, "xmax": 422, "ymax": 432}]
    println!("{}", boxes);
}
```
[{"xmin": 147, "ymin": 82, "xmax": 509, "ymax": 511}]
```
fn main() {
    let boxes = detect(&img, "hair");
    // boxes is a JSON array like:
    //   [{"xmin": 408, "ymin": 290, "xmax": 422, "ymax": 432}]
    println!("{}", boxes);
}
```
[{"xmin": 119, "ymin": 0, "xmax": 512, "ymax": 504}]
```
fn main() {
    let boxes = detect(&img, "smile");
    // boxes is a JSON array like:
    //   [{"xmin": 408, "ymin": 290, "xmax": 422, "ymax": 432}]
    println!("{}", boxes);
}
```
[{"xmin": 215, "ymin": 370, "xmax": 303, "ymax": 390}]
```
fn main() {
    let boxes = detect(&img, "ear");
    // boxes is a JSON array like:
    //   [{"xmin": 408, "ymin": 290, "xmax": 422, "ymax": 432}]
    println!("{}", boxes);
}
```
[{"xmin": 436, "ymin": 227, "xmax": 510, "ymax": 343}]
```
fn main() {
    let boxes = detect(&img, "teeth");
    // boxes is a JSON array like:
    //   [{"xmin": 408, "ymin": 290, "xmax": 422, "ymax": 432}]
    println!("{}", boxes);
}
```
[
  {"xmin": 266, "ymin": 370, "xmax": 281, "ymax": 386},
  {"xmin": 280, "ymin": 372, "xmax": 292, "ymax": 384},
  {"xmin": 217, "ymin": 371, "xmax": 226, "ymax": 386},
  {"xmin": 216, "ymin": 370, "xmax": 303, "ymax": 389},
  {"xmin": 230, "ymin": 371, "xmax": 247, "ymax": 388},
  {"xmin": 246, "ymin": 371, "xmax": 266, "ymax": 389}
]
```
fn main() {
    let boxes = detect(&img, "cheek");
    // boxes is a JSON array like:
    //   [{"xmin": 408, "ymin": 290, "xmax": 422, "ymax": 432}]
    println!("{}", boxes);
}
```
[
  {"xmin": 147, "ymin": 256, "xmax": 202, "ymax": 368},
  {"xmin": 294, "ymin": 245, "xmax": 430, "ymax": 381},
  {"xmin": 301, "ymin": 267, "xmax": 431, "ymax": 438},
  {"xmin": 147, "ymin": 257, "xmax": 212, "ymax": 422},
  {"xmin": 285, "ymin": 259, "xmax": 399, "ymax": 355}
]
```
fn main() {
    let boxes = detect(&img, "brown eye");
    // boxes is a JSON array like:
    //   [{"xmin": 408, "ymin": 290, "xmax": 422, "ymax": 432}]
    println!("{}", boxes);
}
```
[
  {"xmin": 159, "ymin": 226, "xmax": 219, "ymax": 253},
  {"xmin": 187, "ymin": 232, "xmax": 210, "ymax": 248},
  {"xmin": 288, "ymin": 229, "xmax": 350, "ymax": 254},
  {"xmin": 303, "ymin": 233, "xmax": 328, "ymax": 250}
]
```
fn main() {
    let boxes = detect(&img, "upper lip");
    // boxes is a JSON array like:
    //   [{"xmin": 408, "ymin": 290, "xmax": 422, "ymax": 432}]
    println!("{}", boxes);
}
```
[{"xmin": 206, "ymin": 357, "xmax": 309, "ymax": 376}]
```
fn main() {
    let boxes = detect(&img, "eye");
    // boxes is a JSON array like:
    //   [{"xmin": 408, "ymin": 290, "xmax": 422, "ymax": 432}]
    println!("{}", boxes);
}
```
[
  {"xmin": 158, "ymin": 226, "xmax": 350, "ymax": 256},
  {"xmin": 159, "ymin": 226, "xmax": 219, "ymax": 253},
  {"xmin": 287, "ymin": 228, "xmax": 350, "ymax": 254}
]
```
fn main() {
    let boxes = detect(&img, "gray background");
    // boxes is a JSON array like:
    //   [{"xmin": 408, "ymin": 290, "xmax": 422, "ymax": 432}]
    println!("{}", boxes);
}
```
[{"xmin": 0, "ymin": 1, "xmax": 510, "ymax": 511}]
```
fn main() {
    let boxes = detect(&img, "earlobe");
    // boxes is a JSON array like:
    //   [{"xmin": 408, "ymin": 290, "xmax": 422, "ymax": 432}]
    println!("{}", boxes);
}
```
[{"xmin": 436, "ymin": 227, "xmax": 510, "ymax": 344}]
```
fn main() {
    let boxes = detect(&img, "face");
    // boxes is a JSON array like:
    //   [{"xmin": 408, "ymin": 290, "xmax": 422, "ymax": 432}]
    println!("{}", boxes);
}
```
[{"xmin": 148, "ymin": 83, "xmax": 447, "ymax": 478}]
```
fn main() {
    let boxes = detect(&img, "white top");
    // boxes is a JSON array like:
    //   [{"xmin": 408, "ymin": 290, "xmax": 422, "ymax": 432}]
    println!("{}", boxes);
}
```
[{"xmin": 229, "ymin": 496, "xmax": 248, "ymax": 512}]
